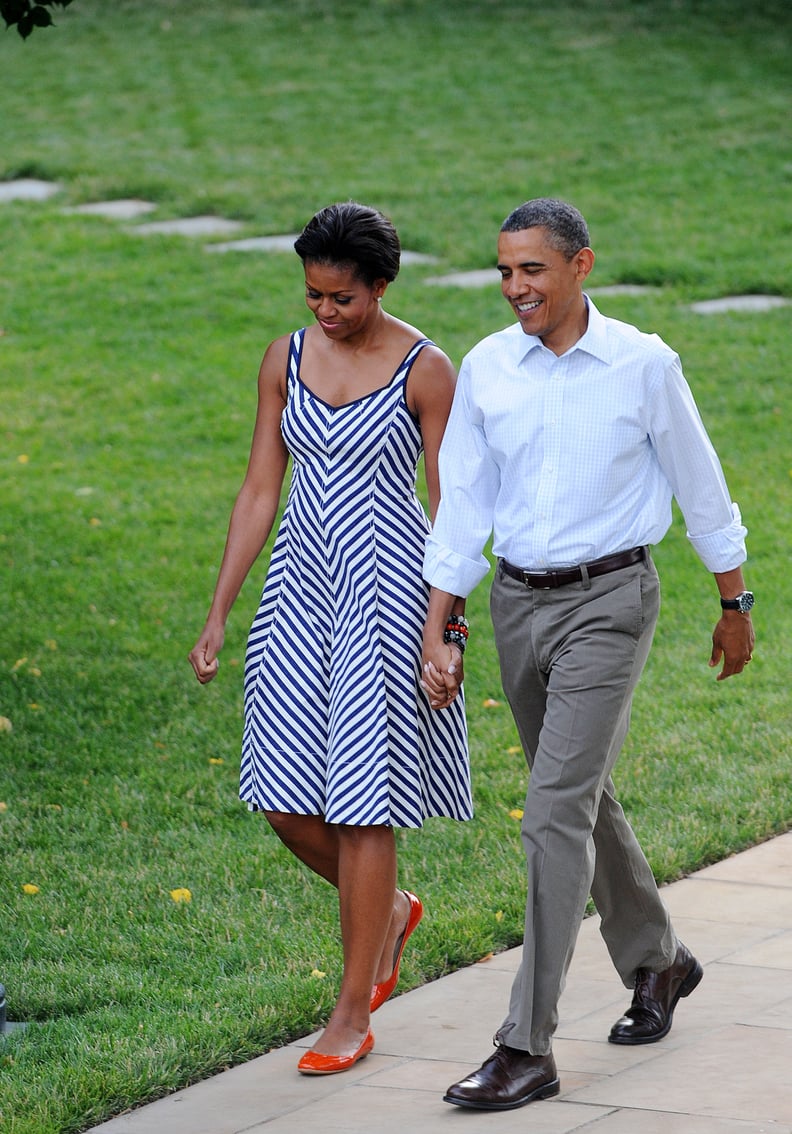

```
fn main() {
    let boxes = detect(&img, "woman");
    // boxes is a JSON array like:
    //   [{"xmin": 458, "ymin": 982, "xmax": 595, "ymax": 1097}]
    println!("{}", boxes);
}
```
[{"xmin": 189, "ymin": 202, "xmax": 471, "ymax": 1074}]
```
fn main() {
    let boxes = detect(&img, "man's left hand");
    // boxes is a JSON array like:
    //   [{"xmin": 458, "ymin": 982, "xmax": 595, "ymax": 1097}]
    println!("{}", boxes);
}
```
[{"xmin": 709, "ymin": 613, "xmax": 755, "ymax": 680}]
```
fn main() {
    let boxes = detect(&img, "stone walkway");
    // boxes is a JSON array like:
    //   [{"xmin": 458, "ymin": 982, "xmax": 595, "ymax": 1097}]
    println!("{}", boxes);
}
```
[
  {"xmin": 2, "ymin": 179, "xmax": 789, "ymax": 312},
  {"xmin": 86, "ymin": 831, "xmax": 792, "ymax": 1133}
]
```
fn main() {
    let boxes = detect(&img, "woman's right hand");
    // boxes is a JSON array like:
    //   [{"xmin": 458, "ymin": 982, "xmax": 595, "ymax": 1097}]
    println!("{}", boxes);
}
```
[{"xmin": 188, "ymin": 622, "xmax": 225, "ymax": 684}]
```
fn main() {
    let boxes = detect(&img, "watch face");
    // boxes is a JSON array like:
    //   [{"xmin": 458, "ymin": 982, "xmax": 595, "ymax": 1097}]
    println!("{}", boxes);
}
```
[{"xmin": 738, "ymin": 592, "xmax": 755, "ymax": 613}]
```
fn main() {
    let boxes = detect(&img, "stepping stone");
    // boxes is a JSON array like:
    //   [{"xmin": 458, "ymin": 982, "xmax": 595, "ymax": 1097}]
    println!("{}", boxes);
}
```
[
  {"xmin": 690, "ymin": 295, "xmax": 790, "ymax": 314},
  {"xmin": 205, "ymin": 234, "xmax": 298, "ymax": 253},
  {"xmin": 425, "ymin": 269, "xmax": 499, "ymax": 287},
  {"xmin": 64, "ymin": 199, "xmax": 157, "ymax": 220},
  {"xmin": 588, "ymin": 284, "xmax": 657, "ymax": 297},
  {"xmin": 400, "ymin": 251, "xmax": 439, "ymax": 265},
  {"xmin": 0, "ymin": 179, "xmax": 60, "ymax": 202},
  {"xmin": 425, "ymin": 272, "xmax": 660, "ymax": 294},
  {"xmin": 205, "ymin": 235, "xmax": 438, "ymax": 264},
  {"xmin": 130, "ymin": 216, "xmax": 243, "ymax": 237}
]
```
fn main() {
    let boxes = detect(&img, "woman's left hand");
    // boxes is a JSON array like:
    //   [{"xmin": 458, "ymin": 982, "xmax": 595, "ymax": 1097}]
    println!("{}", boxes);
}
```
[{"xmin": 420, "ymin": 642, "xmax": 463, "ymax": 709}]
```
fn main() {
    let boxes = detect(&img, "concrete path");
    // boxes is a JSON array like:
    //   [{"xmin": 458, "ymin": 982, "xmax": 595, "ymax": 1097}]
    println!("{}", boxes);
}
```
[{"xmin": 90, "ymin": 831, "xmax": 792, "ymax": 1133}]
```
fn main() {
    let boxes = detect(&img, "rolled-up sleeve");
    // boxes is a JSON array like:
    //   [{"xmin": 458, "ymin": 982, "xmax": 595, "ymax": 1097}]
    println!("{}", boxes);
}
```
[
  {"xmin": 423, "ymin": 357, "xmax": 500, "ymax": 597},
  {"xmin": 687, "ymin": 501, "xmax": 747, "ymax": 573},
  {"xmin": 649, "ymin": 356, "xmax": 747, "ymax": 573}
]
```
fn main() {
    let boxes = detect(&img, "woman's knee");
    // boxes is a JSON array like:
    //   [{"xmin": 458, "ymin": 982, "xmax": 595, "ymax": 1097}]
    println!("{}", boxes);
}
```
[{"xmin": 264, "ymin": 809, "xmax": 312, "ymax": 842}]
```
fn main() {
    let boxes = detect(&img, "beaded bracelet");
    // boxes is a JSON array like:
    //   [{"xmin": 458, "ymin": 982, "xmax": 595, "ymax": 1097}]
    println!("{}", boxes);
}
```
[
  {"xmin": 446, "ymin": 614, "xmax": 469, "ymax": 636},
  {"xmin": 443, "ymin": 614, "xmax": 470, "ymax": 654}
]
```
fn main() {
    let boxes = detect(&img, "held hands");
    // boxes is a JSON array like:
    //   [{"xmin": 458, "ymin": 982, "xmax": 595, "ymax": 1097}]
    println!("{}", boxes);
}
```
[
  {"xmin": 188, "ymin": 621, "xmax": 225, "ymax": 685},
  {"xmin": 709, "ymin": 612, "xmax": 755, "ymax": 681},
  {"xmin": 420, "ymin": 641, "xmax": 463, "ymax": 709}
]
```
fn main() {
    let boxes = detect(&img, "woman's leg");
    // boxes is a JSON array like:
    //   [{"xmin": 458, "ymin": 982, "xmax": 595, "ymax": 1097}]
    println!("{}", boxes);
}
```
[
  {"xmin": 265, "ymin": 811, "xmax": 412, "ymax": 986},
  {"xmin": 264, "ymin": 810, "xmax": 340, "ymax": 884},
  {"xmin": 310, "ymin": 824, "xmax": 397, "ymax": 1053}
]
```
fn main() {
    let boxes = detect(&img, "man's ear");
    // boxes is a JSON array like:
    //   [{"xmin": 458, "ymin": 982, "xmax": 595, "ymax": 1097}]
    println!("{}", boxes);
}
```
[{"xmin": 575, "ymin": 247, "xmax": 595, "ymax": 282}]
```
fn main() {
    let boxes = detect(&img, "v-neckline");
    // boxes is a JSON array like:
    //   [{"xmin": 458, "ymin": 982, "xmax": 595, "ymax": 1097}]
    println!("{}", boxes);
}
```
[{"xmin": 294, "ymin": 330, "xmax": 426, "ymax": 410}]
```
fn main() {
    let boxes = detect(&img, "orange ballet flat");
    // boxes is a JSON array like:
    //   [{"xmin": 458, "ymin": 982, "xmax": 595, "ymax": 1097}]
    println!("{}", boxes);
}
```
[
  {"xmin": 297, "ymin": 1028, "xmax": 375, "ymax": 1075},
  {"xmin": 370, "ymin": 890, "xmax": 423, "ymax": 1013}
]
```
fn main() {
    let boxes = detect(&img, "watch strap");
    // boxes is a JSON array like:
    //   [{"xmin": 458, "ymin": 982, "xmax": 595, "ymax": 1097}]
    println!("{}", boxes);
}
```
[{"xmin": 720, "ymin": 591, "xmax": 754, "ymax": 613}]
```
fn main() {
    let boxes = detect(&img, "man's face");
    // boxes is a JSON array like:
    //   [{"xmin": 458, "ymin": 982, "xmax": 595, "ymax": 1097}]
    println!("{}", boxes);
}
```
[{"xmin": 497, "ymin": 227, "xmax": 593, "ymax": 355}]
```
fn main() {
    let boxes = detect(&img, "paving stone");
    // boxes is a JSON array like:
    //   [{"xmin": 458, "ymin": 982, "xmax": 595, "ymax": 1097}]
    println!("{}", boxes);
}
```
[
  {"xmin": 588, "ymin": 285, "xmax": 657, "ymax": 296},
  {"xmin": 130, "ymin": 216, "xmax": 244, "ymax": 237},
  {"xmin": 400, "ymin": 251, "xmax": 439, "ymax": 265},
  {"xmin": 425, "ymin": 271, "xmax": 660, "ymax": 293},
  {"xmin": 691, "ymin": 295, "xmax": 791, "ymax": 314},
  {"xmin": 204, "ymin": 235, "xmax": 437, "ymax": 263},
  {"xmin": 205, "ymin": 234, "xmax": 299, "ymax": 253},
  {"xmin": 0, "ymin": 179, "xmax": 61, "ymax": 202},
  {"xmin": 425, "ymin": 269, "xmax": 499, "ymax": 287},
  {"xmin": 64, "ymin": 200, "xmax": 157, "ymax": 220}
]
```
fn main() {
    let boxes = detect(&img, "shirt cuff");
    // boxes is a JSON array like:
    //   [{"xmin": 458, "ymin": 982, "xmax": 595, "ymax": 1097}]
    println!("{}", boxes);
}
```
[
  {"xmin": 687, "ymin": 501, "xmax": 748, "ymax": 573},
  {"xmin": 423, "ymin": 539, "xmax": 492, "ymax": 597}
]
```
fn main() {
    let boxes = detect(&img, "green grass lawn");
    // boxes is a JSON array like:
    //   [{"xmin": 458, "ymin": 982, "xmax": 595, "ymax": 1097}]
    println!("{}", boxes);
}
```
[{"xmin": 1, "ymin": 1, "xmax": 790, "ymax": 1131}]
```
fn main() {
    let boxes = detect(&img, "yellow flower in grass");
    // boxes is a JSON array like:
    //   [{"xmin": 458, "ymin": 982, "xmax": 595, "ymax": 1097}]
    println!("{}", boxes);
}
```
[
  {"xmin": 482, "ymin": 698, "xmax": 502, "ymax": 708},
  {"xmin": 507, "ymin": 745, "xmax": 521, "ymax": 755},
  {"xmin": 0, "ymin": 801, "xmax": 7, "ymax": 811},
  {"xmin": 495, "ymin": 910, "xmax": 504, "ymax": 922},
  {"xmin": 11, "ymin": 657, "xmax": 27, "ymax": 672},
  {"xmin": 508, "ymin": 808, "xmax": 524, "ymax": 821},
  {"xmin": 22, "ymin": 883, "xmax": 40, "ymax": 895},
  {"xmin": 208, "ymin": 757, "xmax": 224, "ymax": 766},
  {"xmin": 310, "ymin": 968, "xmax": 327, "ymax": 980},
  {"xmin": 169, "ymin": 888, "xmax": 192, "ymax": 903},
  {"xmin": 17, "ymin": 454, "xmax": 29, "ymax": 464},
  {"xmin": 0, "ymin": 717, "xmax": 12, "ymax": 733}
]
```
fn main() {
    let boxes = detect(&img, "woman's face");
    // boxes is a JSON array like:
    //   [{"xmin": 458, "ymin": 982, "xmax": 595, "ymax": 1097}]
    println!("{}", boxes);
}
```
[{"xmin": 303, "ymin": 261, "xmax": 386, "ymax": 341}]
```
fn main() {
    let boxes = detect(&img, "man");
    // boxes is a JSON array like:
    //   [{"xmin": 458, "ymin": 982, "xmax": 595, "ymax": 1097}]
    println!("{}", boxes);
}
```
[{"xmin": 421, "ymin": 198, "xmax": 754, "ymax": 1111}]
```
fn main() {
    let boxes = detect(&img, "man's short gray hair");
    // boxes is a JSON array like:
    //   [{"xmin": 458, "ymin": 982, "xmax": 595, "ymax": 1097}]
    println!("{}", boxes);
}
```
[{"xmin": 501, "ymin": 198, "xmax": 590, "ymax": 260}]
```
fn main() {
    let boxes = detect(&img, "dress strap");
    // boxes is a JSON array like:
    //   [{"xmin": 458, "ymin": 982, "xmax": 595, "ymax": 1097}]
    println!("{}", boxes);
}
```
[
  {"xmin": 286, "ymin": 328, "xmax": 306, "ymax": 394},
  {"xmin": 397, "ymin": 337, "xmax": 433, "ymax": 383}
]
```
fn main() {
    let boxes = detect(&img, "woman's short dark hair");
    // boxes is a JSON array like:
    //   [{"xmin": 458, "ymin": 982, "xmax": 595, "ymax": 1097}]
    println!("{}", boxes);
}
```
[
  {"xmin": 501, "ymin": 198, "xmax": 590, "ymax": 261},
  {"xmin": 294, "ymin": 202, "xmax": 401, "ymax": 285}
]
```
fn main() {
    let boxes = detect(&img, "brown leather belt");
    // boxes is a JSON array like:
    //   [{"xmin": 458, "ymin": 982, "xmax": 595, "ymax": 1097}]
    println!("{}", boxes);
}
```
[{"xmin": 500, "ymin": 546, "xmax": 648, "ymax": 590}]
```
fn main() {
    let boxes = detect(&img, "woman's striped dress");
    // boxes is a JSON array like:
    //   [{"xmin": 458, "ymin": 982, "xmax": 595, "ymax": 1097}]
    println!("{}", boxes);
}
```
[{"xmin": 239, "ymin": 329, "xmax": 472, "ymax": 828}]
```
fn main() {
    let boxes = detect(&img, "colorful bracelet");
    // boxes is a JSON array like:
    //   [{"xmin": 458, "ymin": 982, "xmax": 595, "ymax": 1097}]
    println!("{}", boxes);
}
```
[
  {"xmin": 446, "ymin": 614, "xmax": 469, "ymax": 636},
  {"xmin": 443, "ymin": 614, "xmax": 469, "ymax": 653}
]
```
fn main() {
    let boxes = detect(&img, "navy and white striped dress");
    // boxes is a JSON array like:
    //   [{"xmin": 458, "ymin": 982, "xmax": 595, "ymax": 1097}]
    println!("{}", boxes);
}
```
[{"xmin": 239, "ymin": 329, "xmax": 472, "ymax": 829}]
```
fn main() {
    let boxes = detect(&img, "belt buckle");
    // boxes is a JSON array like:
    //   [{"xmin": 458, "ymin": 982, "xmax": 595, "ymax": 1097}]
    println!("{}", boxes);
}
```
[{"xmin": 530, "ymin": 570, "xmax": 556, "ymax": 590}]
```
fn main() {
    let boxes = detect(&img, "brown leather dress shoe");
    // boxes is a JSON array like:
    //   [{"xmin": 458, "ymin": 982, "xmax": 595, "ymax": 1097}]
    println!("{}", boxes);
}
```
[
  {"xmin": 609, "ymin": 941, "xmax": 703, "ymax": 1045},
  {"xmin": 443, "ymin": 1045, "xmax": 560, "ymax": 1110}
]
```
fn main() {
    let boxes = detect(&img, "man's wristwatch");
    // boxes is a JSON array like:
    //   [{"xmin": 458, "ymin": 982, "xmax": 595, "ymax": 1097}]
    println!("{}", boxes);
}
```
[{"xmin": 720, "ymin": 591, "xmax": 755, "ymax": 613}]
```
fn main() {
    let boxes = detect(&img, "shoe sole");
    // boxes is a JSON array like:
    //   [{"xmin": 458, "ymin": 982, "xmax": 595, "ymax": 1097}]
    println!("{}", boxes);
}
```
[
  {"xmin": 608, "ymin": 959, "xmax": 704, "ymax": 1046},
  {"xmin": 443, "ymin": 1078, "xmax": 560, "ymax": 1110}
]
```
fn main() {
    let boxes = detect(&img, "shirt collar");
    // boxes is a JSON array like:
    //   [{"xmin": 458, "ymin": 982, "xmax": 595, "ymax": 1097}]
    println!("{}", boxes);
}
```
[{"xmin": 514, "ymin": 294, "xmax": 612, "ymax": 366}]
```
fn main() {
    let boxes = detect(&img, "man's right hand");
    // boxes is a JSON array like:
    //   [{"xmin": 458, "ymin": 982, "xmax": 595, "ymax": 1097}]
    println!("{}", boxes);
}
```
[{"xmin": 420, "ymin": 641, "xmax": 463, "ymax": 709}]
